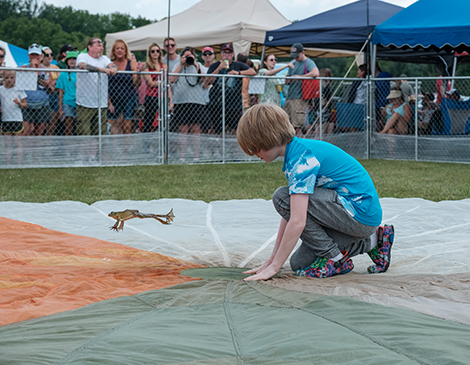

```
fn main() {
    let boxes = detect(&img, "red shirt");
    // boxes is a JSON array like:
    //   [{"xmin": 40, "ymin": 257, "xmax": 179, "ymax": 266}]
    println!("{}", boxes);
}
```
[{"xmin": 145, "ymin": 68, "xmax": 162, "ymax": 97}]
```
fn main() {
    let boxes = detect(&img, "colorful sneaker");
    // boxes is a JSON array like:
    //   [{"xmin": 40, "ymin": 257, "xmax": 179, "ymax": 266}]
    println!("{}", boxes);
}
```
[
  {"xmin": 367, "ymin": 224, "xmax": 394, "ymax": 274},
  {"xmin": 296, "ymin": 251, "xmax": 354, "ymax": 278}
]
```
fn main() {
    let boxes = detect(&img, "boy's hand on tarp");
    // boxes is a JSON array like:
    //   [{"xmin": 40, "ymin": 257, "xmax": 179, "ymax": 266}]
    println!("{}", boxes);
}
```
[
  {"xmin": 243, "ymin": 265, "xmax": 279, "ymax": 281},
  {"xmin": 242, "ymin": 258, "xmax": 273, "ymax": 275}
]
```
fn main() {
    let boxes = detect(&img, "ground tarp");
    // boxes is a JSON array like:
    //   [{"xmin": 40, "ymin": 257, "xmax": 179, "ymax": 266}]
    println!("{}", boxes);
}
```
[{"xmin": 0, "ymin": 198, "xmax": 469, "ymax": 363}]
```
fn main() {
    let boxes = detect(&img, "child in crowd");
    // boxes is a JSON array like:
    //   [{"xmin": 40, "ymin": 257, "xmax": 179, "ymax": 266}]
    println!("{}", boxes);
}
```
[
  {"xmin": 56, "ymin": 51, "xmax": 78, "ymax": 136},
  {"xmin": 0, "ymin": 70, "xmax": 27, "ymax": 164},
  {"xmin": 236, "ymin": 103, "xmax": 394, "ymax": 281}
]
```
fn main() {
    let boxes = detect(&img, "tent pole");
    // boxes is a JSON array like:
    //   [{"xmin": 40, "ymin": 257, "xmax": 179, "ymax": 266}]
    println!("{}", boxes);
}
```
[
  {"xmin": 369, "ymin": 44, "xmax": 377, "ymax": 160},
  {"xmin": 167, "ymin": 0, "xmax": 171, "ymax": 55},
  {"xmin": 451, "ymin": 54, "xmax": 457, "ymax": 88},
  {"xmin": 260, "ymin": 45, "xmax": 266, "ymax": 64}
]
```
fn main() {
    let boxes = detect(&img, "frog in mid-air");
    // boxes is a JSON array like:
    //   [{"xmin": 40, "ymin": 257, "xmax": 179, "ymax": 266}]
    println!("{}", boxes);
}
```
[{"xmin": 108, "ymin": 208, "xmax": 175, "ymax": 232}]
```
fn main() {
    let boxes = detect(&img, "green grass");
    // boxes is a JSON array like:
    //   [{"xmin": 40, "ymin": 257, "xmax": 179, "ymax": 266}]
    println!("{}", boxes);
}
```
[{"xmin": 0, "ymin": 160, "xmax": 468, "ymax": 204}]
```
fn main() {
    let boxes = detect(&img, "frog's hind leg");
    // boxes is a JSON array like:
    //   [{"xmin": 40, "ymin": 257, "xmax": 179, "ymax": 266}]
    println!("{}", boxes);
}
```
[{"xmin": 110, "ymin": 221, "xmax": 120, "ymax": 231}]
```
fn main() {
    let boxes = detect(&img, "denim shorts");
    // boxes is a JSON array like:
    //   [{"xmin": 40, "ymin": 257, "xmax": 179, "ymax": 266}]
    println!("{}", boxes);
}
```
[
  {"xmin": 108, "ymin": 96, "xmax": 137, "ymax": 120},
  {"xmin": 63, "ymin": 104, "xmax": 76, "ymax": 118}
]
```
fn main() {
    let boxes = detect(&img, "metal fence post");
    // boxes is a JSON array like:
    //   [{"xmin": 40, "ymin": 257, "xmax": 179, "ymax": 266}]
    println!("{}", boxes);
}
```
[
  {"xmin": 319, "ymin": 78, "xmax": 323, "ymax": 140},
  {"xmin": 222, "ymin": 74, "xmax": 226, "ymax": 163},
  {"xmin": 414, "ymin": 78, "xmax": 419, "ymax": 161},
  {"xmin": 163, "ymin": 69, "xmax": 169, "ymax": 164},
  {"xmin": 97, "ymin": 72, "xmax": 102, "ymax": 165}
]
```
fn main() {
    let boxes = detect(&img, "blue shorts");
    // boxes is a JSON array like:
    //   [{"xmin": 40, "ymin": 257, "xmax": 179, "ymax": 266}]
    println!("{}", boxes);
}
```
[
  {"xmin": 108, "ymin": 96, "xmax": 137, "ymax": 121},
  {"xmin": 49, "ymin": 92, "xmax": 59, "ymax": 112},
  {"xmin": 63, "ymin": 104, "xmax": 76, "ymax": 118}
]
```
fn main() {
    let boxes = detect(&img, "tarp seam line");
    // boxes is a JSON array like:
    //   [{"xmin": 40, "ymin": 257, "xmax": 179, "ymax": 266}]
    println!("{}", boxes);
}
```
[
  {"xmin": 247, "ymin": 283, "xmax": 429, "ymax": 365},
  {"xmin": 223, "ymin": 281, "xmax": 247, "ymax": 365},
  {"xmin": 56, "ymin": 282, "xmax": 210, "ymax": 364},
  {"xmin": 206, "ymin": 203, "xmax": 231, "ymax": 266}
]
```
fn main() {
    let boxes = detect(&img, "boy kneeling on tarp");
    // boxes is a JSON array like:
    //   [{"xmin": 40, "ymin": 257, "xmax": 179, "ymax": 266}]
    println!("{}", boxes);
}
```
[{"xmin": 236, "ymin": 104, "xmax": 394, "ymax": 281}]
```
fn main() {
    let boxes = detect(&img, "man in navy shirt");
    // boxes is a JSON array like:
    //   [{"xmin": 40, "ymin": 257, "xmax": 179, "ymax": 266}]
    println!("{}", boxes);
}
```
[{"xmin": 203, "ymin": 43, "xmax": 256, "ymax": 134}]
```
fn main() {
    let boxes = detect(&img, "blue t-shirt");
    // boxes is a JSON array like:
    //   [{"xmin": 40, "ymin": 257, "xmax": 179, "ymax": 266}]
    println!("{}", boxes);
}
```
[
  {"xmin": 286, "ymin": 58, "xmax": 317, "ymax": 100},
  {"xmin": 282, "ymin": 137, "xmax": 382, "ymax": 226},
  {"xmin": 56, "ymin": 72, "xmax": 77, "ymax": 107}
]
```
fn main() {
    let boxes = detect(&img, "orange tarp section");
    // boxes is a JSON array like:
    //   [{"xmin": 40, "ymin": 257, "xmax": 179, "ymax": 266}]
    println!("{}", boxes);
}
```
[{"xmin": 0, "ymin": 217, "xmax": 203, "ymax": 326}]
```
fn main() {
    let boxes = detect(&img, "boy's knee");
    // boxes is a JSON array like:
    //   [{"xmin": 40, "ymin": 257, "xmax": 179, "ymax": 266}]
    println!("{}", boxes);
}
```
[{"xmin": 272, "ymin": 186, "xmax": 290, "ymax": 215}]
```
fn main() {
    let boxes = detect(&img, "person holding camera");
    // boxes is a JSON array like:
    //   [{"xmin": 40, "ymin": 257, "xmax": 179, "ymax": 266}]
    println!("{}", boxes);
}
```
[{"xmin": 170, "ymin": 46, "xmax": 205, "ymax": 161}]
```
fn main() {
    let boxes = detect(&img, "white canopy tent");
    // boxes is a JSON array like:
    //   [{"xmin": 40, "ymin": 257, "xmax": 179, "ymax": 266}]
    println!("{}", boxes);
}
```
[
  {"xmin": 0, "ymin": 40, "xmax": 29, "ymax": 67},
  {"xmin": 105, "ymin": 0, "xmax": 358, "ymax": 58}
]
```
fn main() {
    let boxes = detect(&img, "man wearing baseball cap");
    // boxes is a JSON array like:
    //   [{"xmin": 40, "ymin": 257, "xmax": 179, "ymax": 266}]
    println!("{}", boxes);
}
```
[
  {"xmin": 204, "ymin": 43, "xmax": 256, "ymax": 134},
  {"xmin": 284, "ymin": 42, "xmax": 319, "ymax": 136}
]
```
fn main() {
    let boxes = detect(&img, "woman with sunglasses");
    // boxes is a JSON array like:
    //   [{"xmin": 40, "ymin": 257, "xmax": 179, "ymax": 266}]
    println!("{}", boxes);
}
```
[
  {"xmin": 142, "ymin": 43, "xmax": 172, "ymax": 133},
  {"xmin": 41, "ymin": 46, "xmax": 61, "ymax": 135},
  {"xmin": 258, "ymin": 54, "xmax": 294, "ymax": 106},
  {"xmin": 199, "ymin": 47, "xmax": 215, "ymax": 134}
]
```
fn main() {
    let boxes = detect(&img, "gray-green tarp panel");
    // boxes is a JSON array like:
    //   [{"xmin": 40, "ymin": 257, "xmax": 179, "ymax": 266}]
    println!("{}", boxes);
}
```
[{"xmin": 1, "ymin": 276, "xmax": 469, "ymax": 364}]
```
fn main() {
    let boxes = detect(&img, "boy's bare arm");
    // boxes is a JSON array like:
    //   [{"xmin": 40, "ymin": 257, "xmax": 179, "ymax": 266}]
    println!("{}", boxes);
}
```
[{"xmin": 244, "ymin": 194, "xmax": 309, "ymax": 281}]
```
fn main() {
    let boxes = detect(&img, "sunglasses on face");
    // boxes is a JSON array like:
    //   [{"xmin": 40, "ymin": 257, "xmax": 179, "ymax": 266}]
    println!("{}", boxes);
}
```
[
  {"xmin": 44, "ymin": 53, "xmax": 53, "ymax": 57},
  {"xmin": 165, "ymin": 44, "xmax": 176, "ymax": 48},
  {"xmin": 0, "ymin": 54, "xmax": 4, "ymax": 58},
  {"xmin": 222, "ymin": 50, "xmax": 233, "ymax": 54},
  {"xmin": 202, "ymin": 52, "xmax": 213, "ymax": 56},
  {"xmin": 150, "ymin": 49, "xmax": 160, "ymax": 54},
  {"xmin": 268, "ymin": 58, "xmax": 277, "ymax": 62}
]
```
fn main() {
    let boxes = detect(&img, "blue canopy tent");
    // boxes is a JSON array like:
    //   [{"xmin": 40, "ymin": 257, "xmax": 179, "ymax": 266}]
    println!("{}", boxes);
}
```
[
  {"xmin": 264, "ymin": 0, "xmax": 456, "ymax": 70},
  {"xmin": 371, "ymin": 0, "xmax": 470, "ymax": 75},
  {"xmin": 264, "ymin": 0, "xmax": 403, "ymax": 53},
  {"xmin": 372, "ymin": 0, "xmax": 470, "ymax": 53}
]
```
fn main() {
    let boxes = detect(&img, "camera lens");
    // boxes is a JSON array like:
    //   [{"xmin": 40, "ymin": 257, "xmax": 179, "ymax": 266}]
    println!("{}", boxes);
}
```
[{"xmin": 186, "ymin": 56, "xmax": 194, "ymax": 65}]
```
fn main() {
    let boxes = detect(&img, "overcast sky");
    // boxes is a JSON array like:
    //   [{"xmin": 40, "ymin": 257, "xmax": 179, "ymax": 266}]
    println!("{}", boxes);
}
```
[{"xmin": 44, "ymin": 0, "xmax": 417, "ymax": 22}]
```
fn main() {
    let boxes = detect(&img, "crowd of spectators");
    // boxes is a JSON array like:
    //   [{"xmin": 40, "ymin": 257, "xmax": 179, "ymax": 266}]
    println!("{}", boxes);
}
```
[{"xmin": 0, "ymin": 38, "xmax": 460, "ymax": 144}]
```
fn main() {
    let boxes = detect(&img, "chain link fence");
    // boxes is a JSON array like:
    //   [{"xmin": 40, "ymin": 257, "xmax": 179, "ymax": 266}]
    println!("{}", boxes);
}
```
[{"xmin": 1, "ymin": 67, "xmax": 469, "ymax": 168}]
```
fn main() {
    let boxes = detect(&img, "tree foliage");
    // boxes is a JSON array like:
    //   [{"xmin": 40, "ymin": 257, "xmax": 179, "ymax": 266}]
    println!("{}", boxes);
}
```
[{"xmin": 0, "ymin": 0, "xmax": 154, "ymax": 56}]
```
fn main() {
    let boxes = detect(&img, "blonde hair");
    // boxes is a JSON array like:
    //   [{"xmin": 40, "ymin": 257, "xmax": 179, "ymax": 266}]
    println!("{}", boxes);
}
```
[
  {"xmin": 110, "ymin": 39, "xmax": 131, "ymax": 61},
  {"xmin": 146, "ymin": 43, "xmax": 165, "ymax": 71},
  {"xmin": 3, "ymin": 70, "xmax": 16, "ymax": 78},
  {"xmin": 237, "ymin": 104, "xmax": 294, "ymax": 156}
]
